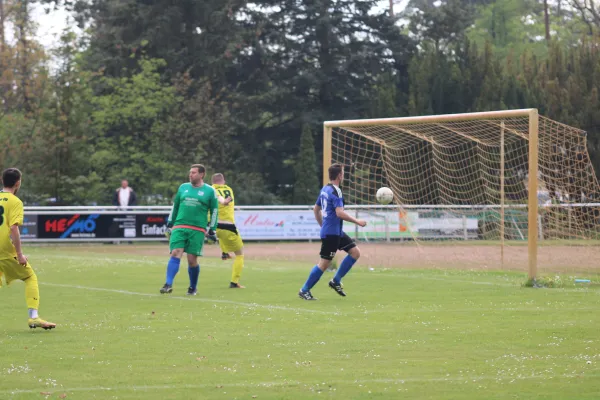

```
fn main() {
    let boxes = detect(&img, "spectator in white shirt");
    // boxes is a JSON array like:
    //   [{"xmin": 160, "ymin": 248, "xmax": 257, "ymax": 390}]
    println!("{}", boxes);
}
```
[{"xmin": 112, "ymin": 180, "xmax": 137, "ymax": 209}]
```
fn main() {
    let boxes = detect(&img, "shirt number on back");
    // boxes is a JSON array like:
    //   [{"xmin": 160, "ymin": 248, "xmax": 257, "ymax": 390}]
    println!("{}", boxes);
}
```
[
  {"xmin": 0, "ymin": 205, "xmax": 5, "ymax": 226},
  {"xmin": 321, "ymin": 199, "xmax": 328, "ymax": 218}
]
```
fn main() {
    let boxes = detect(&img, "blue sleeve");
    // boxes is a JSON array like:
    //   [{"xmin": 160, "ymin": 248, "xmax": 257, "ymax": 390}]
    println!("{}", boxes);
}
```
[
  {"xmin": 333, "ymin": 196, "xmax": 344, "ymax": 208},
  {"xmin": 315, "ymin": 195, "xmax": 321, "ymax": 206}
]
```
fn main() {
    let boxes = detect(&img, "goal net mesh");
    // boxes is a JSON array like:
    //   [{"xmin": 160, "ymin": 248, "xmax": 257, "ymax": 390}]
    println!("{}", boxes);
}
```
[{"xmin": 330, "ymin": 114, "xmax": 600, "ymax": 277}]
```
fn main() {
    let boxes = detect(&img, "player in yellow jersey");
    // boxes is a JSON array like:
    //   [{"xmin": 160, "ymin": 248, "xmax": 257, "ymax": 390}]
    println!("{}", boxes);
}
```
[
  {"xmin": 211, "ymin": 173, "xmax": 246, "ymax": 288},
  {"xmin": 0, "ymin": 168, "xmax": 56, "ymax": 330}
]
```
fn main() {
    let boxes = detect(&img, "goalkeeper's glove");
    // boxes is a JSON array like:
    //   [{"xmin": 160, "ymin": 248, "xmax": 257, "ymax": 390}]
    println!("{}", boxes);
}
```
[
  {"xmin": 165, "ymin": 221, "xmax": 173, "ymax": 240},
  {"xmin": 206, "ymin": 229, "xmax": 217, "ymax": 244}
]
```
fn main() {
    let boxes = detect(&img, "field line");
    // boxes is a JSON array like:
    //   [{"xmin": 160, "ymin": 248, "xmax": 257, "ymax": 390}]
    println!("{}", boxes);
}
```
[
  {"xmin": 41, "ymin": 283, "xmax": 341, "ymax": 315},
  {"xmin": 3, "ymin": 373, "xmax": 599, "ymax": 395}
]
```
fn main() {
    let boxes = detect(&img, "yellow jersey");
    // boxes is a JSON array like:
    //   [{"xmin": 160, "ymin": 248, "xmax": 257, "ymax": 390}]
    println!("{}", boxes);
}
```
[
  {"xmin": 212, "ymin": 184, "xmax": 235, "ymax": 224},
  {"xmin": 0, "ymin": 192, "xmax": 23, "ymax": 259}
]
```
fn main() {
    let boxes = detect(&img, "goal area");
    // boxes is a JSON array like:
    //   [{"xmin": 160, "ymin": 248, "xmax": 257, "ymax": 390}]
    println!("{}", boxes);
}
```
[{"xmin": 323, "ymin": 109, "xmax": 600, "ymax": 280}]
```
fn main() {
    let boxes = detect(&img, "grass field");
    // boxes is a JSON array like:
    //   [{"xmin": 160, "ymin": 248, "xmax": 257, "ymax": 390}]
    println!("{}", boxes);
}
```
[{"xmin": 1, "ymin": 244, "xmax": 599, "ymax": 399}]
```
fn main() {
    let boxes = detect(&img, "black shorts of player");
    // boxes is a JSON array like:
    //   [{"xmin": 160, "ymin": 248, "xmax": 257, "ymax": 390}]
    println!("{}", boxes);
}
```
[
  {"xmin": 217, "ymin": 222, "xmax": 239, "ymax": 235},
  {"xmin": 319, "ymin": 233, "xmax": 356, "ymax": 260}
]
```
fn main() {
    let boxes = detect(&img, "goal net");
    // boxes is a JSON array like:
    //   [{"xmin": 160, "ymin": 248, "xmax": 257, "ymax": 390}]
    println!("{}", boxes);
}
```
[{"xmin": 325, "ymin": 109, "xmax": 600, "ymax": 280}]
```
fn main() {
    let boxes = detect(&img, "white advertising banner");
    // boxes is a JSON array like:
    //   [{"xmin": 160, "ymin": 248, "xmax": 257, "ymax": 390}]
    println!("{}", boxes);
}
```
[
  {"xmin": 234, "ymin": 210, "xmax": 478, "ymax": 240},
  {"xmin": 235, "ymin": 211, "xmax": 321, "ymax": 240}
]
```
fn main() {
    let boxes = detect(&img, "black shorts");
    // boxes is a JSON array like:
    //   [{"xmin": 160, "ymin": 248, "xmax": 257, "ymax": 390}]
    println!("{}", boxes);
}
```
[
  {"xmin": 217, "ymin": 222, "xmax": 239, "ymax": 235},
  {"xmin": 319, "ymin": 233, "xmax": 356, "ymax": 260}
]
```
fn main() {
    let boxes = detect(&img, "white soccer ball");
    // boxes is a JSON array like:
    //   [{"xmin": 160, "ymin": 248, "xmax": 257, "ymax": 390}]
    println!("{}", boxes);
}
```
[{"xmin": 376, "ymin": 187, "xmax": 394, "ymax": 205}]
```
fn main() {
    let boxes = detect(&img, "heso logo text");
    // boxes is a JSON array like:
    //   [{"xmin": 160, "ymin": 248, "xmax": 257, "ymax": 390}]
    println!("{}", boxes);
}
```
[{"xmin": 45, "ymin": 214, "xmax": 100, "ymax": 238}]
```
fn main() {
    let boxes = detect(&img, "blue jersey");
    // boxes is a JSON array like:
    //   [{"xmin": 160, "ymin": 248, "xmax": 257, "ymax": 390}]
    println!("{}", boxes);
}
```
[{"xmin": 315, "ymin": 184, "xmax": 344, "ymax": 238}]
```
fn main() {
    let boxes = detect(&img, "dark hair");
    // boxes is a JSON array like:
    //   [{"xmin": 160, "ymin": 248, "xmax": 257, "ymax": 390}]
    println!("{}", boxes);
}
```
[
  {"xmin": 328, "ymin": 164, "xmax": 343, "ymax": 181},
  {"xmin": 2, "ymin": 168, "xmax": 21, "ymax": 188},
  {"xmin": 191, "ymin": 164, "xmax": 206, "ymax": 174}
]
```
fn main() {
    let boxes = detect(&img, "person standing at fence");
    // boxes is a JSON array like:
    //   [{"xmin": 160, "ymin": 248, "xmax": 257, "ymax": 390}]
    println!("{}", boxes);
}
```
[
  {"xmin": 298, "ymin": 163, "xmax": 367, "ymax": 300},
  {"xmin": 160, "ymin": 164, "xmax": 218, "ymax": 295},
  {"xmin": 112, "ymin": 179, "xmax": 137, "ymax": 209},
  {"xmin": 211, "ymin": 173, "xmax": 246, "ymax": 289},
  {"xmin": 0, "ymin": 168, "xmax": 56, "ymax": 329}
]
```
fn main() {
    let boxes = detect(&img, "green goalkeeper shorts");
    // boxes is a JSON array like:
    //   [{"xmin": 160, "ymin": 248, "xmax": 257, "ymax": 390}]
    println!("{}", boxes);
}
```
[{"xmin": 169, "ymin": 228, "xmax": 205, "ymax": 256}]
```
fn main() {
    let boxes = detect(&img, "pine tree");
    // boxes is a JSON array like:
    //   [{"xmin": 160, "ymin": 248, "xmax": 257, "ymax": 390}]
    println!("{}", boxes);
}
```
[{"xmin": 293, "ymin": 125, "xmax": 319, "ymax": 205}]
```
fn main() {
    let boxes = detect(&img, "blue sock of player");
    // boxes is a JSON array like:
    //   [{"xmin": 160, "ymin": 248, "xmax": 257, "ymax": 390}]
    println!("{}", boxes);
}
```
[
  {"xmin": 301, "ymin": 266, "xmax": 323, "ymax": 292},
  {"xmin": 333, "ymin": 255, "xmax": 357, "ymax": 284},
  {"xmin": 165, "ymin": 257, "xmax": 181, "ymax": 285},
  {"xmin": 188, "ymin": 264, "xmax": 200, "ymax": 289}
]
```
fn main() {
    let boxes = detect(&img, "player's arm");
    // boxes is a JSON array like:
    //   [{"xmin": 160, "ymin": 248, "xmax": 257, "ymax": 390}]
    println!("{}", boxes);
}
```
[
  {"xmin": 10, "ymin": 225, "xmax": 27, "ymax": 264},
  {"xmin": 216, "ymin": 194, "xmax": 233, "ymax": 206},
  {"xmin": 335, "ymin": 207, "xmax": 367, "ymax": 227},
  {"xmin": 9, "ymin": 202, "xmax": 27, "ymax": 264},
  {"xmin": 205, "ymin": 190, "xmax": 219, "ymax": 243},
  {"xmin": 313, "ymin": 204, "xmax": 323, "ymax": 227},
  {"xmin": 208, "ymin": 190, "xmax": 219, "ymax": 231},
  {"xmin": 167, "ymin": 188, "xmax": 181, "ymax": 227}
]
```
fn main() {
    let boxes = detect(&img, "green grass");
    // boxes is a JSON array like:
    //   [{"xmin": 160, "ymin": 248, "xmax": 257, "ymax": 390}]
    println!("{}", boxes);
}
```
[{"xmin": 1, "ymin": 246, "xmax": 600, "ymax": 399}]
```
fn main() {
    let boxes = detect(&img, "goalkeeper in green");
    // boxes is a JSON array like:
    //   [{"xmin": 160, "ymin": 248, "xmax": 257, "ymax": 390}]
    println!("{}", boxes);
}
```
[{"xmin": 160, "ymin": 164, "xmax": 219, "ymax": 295}]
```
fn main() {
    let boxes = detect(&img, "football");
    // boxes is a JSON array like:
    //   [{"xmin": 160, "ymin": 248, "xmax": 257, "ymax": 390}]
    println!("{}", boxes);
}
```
[{"xmin": 376, "ymin": 187, "xmax": 394, "ymax": 205}]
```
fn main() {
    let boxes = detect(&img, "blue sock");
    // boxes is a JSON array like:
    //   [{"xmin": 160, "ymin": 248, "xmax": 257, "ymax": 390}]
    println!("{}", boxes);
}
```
[
  {"xmin": 334, "ymin": 255, "xmax": 357, "ymax": 284},
  {"xmin": 188, "ymin": 265, "xmax": 200, "ymax": 289},
  {"xmin": 165, "ymin": 257, "xmax": 181, "ymax": 285},
  {"xmin": 301, "ymin": 266, "xmax": 324, "ymax": 292}
]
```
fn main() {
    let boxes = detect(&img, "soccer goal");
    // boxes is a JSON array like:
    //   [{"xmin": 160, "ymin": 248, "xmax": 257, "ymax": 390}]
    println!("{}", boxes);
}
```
[{"xmin": 323, "ymin": 109, "xmax": 600, "ymax": 280}]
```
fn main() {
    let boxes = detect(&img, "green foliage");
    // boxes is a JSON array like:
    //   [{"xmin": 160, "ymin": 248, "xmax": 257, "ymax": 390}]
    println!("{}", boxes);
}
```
[
  {"xmin": 406, "ymin": 0, "xmax": 476, "ymax": 51},
  {"xmin": 4, "ymin": 0, "xmax": 600, "ymax": 206},
  {"xmin": 91, "ymin": 58, "xmax": 177, "ymax": 135}
]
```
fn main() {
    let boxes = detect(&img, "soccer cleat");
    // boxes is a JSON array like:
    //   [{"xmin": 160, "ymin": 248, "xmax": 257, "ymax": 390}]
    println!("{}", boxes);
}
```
[
  {"xmin": 160, "ymin": 283, "xmax": 173, "ymax": 294},
  {"xmin": 328, "ymin": 280, "xmax": 346, "ymax": 297},
  {"xmin": 186, "ymin": 287, "xmax": 197, "ymax": 296},
  {"xmin": 298, "ymin": 290, "xmax": 317, "ymax": 301},
  {"xmin": 28, "ymin": 318, "xmax": 56, "ymax": 330},
  {"xmin": 221, "ymin": 252, "xmax": 231, "ymax": 261},
  {"xmin": 229, "ymin": 282, "xmax": 245, "ymax": 289}
]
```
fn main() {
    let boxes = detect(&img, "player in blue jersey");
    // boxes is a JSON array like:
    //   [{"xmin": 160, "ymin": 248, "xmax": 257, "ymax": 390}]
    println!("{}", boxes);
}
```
[{"xmin": 298, "ymin": 163, "xmax": 367, "ymax": 300}]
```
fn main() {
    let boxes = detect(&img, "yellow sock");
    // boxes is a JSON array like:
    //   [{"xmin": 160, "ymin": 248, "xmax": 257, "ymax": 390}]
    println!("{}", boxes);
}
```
[
  {"xmin": 24, "ymin": 273, "xmax": 40, "ymax": 311},
  {"xmin": 231, "ymin": 255, "xmax": 244, "ymax": 284}
]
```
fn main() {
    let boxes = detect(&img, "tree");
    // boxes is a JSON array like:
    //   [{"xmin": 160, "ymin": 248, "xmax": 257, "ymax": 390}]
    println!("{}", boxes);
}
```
[
  {"xmin": 230, "ymin": 0, "xmax": 411, "ymax": 192},
  {"xmin": 405, "ymin": 0, "xmax": 476, "ymax": 52},
  {"xmin": 293, "ymin": 125, "xmax": 319, "ymax": 204}
]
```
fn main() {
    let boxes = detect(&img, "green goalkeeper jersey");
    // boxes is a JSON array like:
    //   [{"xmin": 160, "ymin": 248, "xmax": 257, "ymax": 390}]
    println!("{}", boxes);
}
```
[{"xmin": 168, "ymin": 183, "xmax": 219, "ymax": 231}]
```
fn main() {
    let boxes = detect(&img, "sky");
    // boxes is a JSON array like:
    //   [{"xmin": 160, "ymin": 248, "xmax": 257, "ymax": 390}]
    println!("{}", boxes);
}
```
[
  {"xmin": 29, "ymin": 1, "xmax": 410, "ymax": 50},
  {"xmin": 31, "ymin": 3, "xmax": 78, "ymax": 49}
]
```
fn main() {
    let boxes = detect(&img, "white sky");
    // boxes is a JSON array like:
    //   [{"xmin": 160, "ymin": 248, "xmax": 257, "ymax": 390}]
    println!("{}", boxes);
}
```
[{"xmin": 32, "ymin": 3, "xmax": 78, "ymax": 49}]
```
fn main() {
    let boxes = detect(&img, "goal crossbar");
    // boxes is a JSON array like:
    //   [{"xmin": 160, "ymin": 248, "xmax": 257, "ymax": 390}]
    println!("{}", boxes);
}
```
[{"xmin": 324, "ymin": 109, "xmax": 537, "ymax": 128}]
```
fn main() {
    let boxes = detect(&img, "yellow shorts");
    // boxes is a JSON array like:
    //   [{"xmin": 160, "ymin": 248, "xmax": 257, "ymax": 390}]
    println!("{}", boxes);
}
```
[
  {"xmin": 217, "ymin": 226, "xmax": 244, "ymax": 253},
  {"xmin": 0, "ymin": 257, "xmax": 34, "ymax": 287}
]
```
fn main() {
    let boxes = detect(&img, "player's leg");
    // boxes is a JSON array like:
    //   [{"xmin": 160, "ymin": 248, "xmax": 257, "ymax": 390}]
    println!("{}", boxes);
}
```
[
  {"xmin": 230, "ymin": 247, "xmax": 245, "ymax": 288},
  {"xmin": 186, "ymin": 254, "xmax": 200, "ymax": 295},
  {"xmin": 299, "ymin": 236, "xmax": 338, "ymax": 300},
  {"xmin": 219, "ymin": 228, "xmax": 245, "ymax": 288},
  {"xmin": 161, "ymin": 229, "xmax": 186, "ymax": 293},
  {"xmin": 0, "ymin": 259, "xmax": 56, "ymax": 329},
  {"xmin": 216, "ymin": 228, "xmax": 232, "ymax": 260},
  {"xmin": 329, "ymin": 233, "xmax": 359, "ymax": 297},
  {"xmin": 24, "ymin": 271, "xmax": 56, "ymax": 329},
  {"xmin": 184, "ymin": 230, "xmax": 205, "ymax": 295}
]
